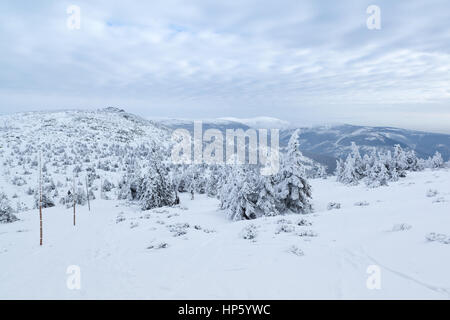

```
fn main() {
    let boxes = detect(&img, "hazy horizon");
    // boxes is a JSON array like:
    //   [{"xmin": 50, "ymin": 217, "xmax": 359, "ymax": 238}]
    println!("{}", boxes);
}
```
[{"xmin": 1, "ymin": 106, "xmax": 450, "ymax": 134}]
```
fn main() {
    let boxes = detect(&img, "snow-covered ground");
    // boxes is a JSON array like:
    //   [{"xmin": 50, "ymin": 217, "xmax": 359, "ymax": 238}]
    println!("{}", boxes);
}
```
[{"xmin": 1, "ymin": 169, "xmax": 449, "ymax": 299}]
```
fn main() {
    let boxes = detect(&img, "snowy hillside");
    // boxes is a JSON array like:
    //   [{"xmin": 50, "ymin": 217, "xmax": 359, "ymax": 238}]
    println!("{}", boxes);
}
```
[
  {"xmin": 0, "ymin": 108, "xmax": 170, "ymax": 213},
  {"xmin": 0, "ymin": 169, "xmax": 449, "ymax": 299},
  {"xmin": 0, "ymin": 109, "xmax": 449, "ymax": 300}
]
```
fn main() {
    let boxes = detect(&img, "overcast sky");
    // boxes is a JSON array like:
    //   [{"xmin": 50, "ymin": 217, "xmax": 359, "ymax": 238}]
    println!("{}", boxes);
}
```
[{"xmin": 0, "ymin": 1, "xmax": 449, "ymax": 132}]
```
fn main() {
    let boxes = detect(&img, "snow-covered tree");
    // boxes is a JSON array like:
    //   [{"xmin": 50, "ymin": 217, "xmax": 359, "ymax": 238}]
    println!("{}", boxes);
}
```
[
  {"xmin": 120, "ymin": 148, "xmax": 178, "ymax": 211},
  {"xmin": 337, "ymin": 142, "xmax": 365, "ymax": 185},
  {"xmin": 205, "ymin": 165, "xmax": 222, "ymax": 197},
  {"xmin": 393, "ymin": 144, "xmax": 408, "ymax": 178},
  {"xmin": 365, "ymin": 157, "xmax": 389, "ymax": 188},
  {"xmin": 34, "ymin": 191, "xmax": 55, "ymax": 209},
  {"xmin": 219, "ymin": 130, "xmax": 312, "ymax": 220},
  {"xmin": 59, "ymin": 188, "xmax": 87, "ymax": 208},
  {"xmin": 274, "ymin": 130, "xmax": 312, "ymax": 214},
  {"xmin": 405, "ymin": 150, "xmax": 421, "ymax": 171},
  {"xmin": 429, "ymin": 151, "xmax": 444, "ymax": 169},
  {"xmin": 335, "ymin": 159, "xmax": 345, "ymax": 181},
  {"xmin": 0, "ymin": 192, "xmax": 18, "ymax": 223}
]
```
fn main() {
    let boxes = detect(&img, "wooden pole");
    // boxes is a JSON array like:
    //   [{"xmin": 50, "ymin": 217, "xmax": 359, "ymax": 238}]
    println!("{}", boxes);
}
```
[
  {"xmin": 86, "ymin": 175, "xmax": 90, "ymax": 212},
  {"xmin": 39, "ymin": 152, "xmax": 43, "ymax": 246},
  {"xmin": 73, "ymin": 174, "xmax": 76, "ymax": 226}
]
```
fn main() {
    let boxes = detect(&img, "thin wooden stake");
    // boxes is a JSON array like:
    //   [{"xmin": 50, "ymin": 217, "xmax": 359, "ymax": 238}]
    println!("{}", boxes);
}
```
[
  {"xmin": 39, "ymin": 152, "xmax": 43, "ymax": 246},
  {"xmin": 73, "ymin": 174, "xmax": 76, "ymax": 226},
  {"xmin": 86, "ymin": 175, "xmax": 90, "ymax": 212}
]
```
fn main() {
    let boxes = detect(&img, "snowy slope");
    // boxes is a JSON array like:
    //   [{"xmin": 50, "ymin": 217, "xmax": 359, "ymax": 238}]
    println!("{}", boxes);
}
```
[
  {"xmin": 0, "ymin": 108, "xmax": 171, "ymax": 211},
  {"xmin": 1, "ymin": 169, "xmax": 449, "ymax": 299}
]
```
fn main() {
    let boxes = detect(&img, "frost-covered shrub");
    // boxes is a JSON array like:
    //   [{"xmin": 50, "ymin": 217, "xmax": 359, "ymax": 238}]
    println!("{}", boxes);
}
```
[
  {"xmin": 0, "ymin": 192, "xmax": 18, "ymax": 223},
  {"xmin": 147, "ymin": 242, "xmax": 169, "ymax": 250},
  {"xmin": 354, "ymin": 201, "xmax": 369, "ymax": 207},
  {"xmin": 296, "ymin": 230, "xmax": 318, "ymax": 237},
  {"xmin": 425, "ymin": 232, "xmax": 450, "ymax": 244},
  {"xmin": 88, "ymin": 189, "xmax": 96, "ymax": 200},
  {"xmin": 34, "ymin": 193, "xmax": 55, "ymax": 209},
  {"xmin": 296, "ymin": 218, "xmax": 312, "ymax": 226},
  {"xmin": 427, "ymin": 152, "xmax": 445, "ymax": 169},
  {"xmin": 240, "ymin": 224, "xmax": 258, "ymax": 240},
  {"xmin": 426, "ymin": 189, "xmax": 438, "ymax": 197},
  {"xmin": 391, "ymin": 223, "xmax": 412, "ymax": 232},
  {"xmin": 327, "ymin": 202, "xmax": 341, "ymax": 210},
  {"xmin": 59, "ymin": 188, "xmax": 87, "ymax": 208},
  {"xmin": 276, "ymin": 224, "xmax": 295, "ymax": 234},
  {"xmin": 288, "ymin": 245, "xmax": 304, "ymax": 256},
  {"xmin": 11, "ymin": 176, "xmax": 27, "ymax": 186},
  {"xmin": 432, "ymin": 197, "xmax": 446, "ymax": 203},
  {"xmin": 336, "ymin": 142, "xmax": 365, "ymax": 185},
  {"xmin": 102, "ymin": 179, "xmax": 114, "ymax": 192},
  {"xmin": 167, "ymin": 223, "xmax": 189, "ymax": 237},
  {"xmin": 16, "ymin": 201, "xmax": 28, "ymax": 213}
]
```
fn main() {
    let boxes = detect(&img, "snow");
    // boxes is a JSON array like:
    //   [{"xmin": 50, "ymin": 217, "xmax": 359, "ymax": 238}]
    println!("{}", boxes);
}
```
[{"xmin": 1, "ymin": 169, "xmax": 449, "ymax": 299}]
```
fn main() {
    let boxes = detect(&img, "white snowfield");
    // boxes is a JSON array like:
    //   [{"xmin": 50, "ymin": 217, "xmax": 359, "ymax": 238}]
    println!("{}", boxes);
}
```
[{"xmin": 0, "ymin": 169, "xmax": 449, "ymax": 299}]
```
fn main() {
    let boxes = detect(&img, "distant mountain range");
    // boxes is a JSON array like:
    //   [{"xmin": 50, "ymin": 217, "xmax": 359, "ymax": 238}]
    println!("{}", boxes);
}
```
[
  {"xmin": 1, "ymin": 109, "xmax": 447, "ymax": 175},
  {"xmin": 157, "ymin": 117, "xmax": 450, "ymax": 173}
]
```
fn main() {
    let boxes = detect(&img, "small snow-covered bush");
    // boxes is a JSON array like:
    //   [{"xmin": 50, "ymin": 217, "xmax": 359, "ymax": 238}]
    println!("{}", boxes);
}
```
[
  {"xmin": 391, "ymin": 223, "xmax": 412, "ymax": 232},
  {"xmin": 130, "ymin": 222, "xmax": 139, "ymax": 229},
  {"xmin": 240, "ymin": 224, "xmax": 258, "ymax": 240},
  {"xmin": 16, "ymin": 201, "xmax": 28, "ymax": 213},
  {"xmin": 327, "ymin": 202, "xmax": 341, "ymax": 210},
  {"xmin": 34, "ymin": 193, "xmax": 55, "ymax": 209},
  {"xmin": 59, "ymin": 188, "xmax": 87, "ymax": 208},
  {"xmin": 296, "ymin": 218, "xmax": 312, "ymax": 226},
  {"xmin": 167, "ymin": 223, "xmax": 190, "ymax": 237},
  {"xmin": 102, "ymin": 179, "xmax": 114, "ymax": 192},
  {"xmin": 147, "ymin": 242, "xmax": 169, "ymax": 250},
  {"xmin": 296, "ymin": 230, "xmax": 318, "ymax": 237},
  {"xmin": 425, "ymin": 232, "xmax": 450, "ymax": 244},
  {"xmin": 426, "ymin": 189, "xmax": 438, "ymax": 197},
  {"xmin": 432, "ymin": 197, "xmax": 446, "ymax": 203},
  {"xmin": 276, "ymin": 224, "xmax": 295, "ymax": 234},
  {"xmin": 277, "ymin": 218, "xmax": 292, "ymax": 225},
  {"xmin": 428, "ymin": 152, "xmax": 445, "ymax": 169},
  {"xmin": 354, "ymin": 201, "xmax": 369, "ymax": 207},
  {"xmin": 11, "ymin": 176, "xmax": 27, "ymax": 186},
  {"xmin": 0, "ymin": 192, "xmax": 18, "ymax": 223},
  {"xmin": 116, "ymin": 213, "xmax": 126, "ymax": 223},
  {"xmin": 288, "ymin": 245, "xmax": 304, "ymax": 256}
]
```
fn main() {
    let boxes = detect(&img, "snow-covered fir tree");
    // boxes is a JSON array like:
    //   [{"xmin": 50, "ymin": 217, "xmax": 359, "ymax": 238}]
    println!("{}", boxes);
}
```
[
  {"xmin": 273, "ymin": 129, "xmax": 312, "ymax": 214},
  {"xmin": 337, "ymin": 142, "xmax": 365, "ymax": 185},
  {"xmin": 365, "ymin": 157, "xmax": 389, "ymax": 188},
  {"xmin": 119, "ymin": 147, "xmax": 177, "ymax": 210},
  {"xmin": 0, "ymin": 192, "xmax": 18, "ymax": 223},
  {"xmin": 393, "ymin": 144, "xmax": 408, "ymax": 178},
  {"xmin": 428, "ymin": 151, "xmax": 444, "ymax": 169},
  {"xmin": 219, "ymin": 130, "xmax": 312, "ymax": 220}
]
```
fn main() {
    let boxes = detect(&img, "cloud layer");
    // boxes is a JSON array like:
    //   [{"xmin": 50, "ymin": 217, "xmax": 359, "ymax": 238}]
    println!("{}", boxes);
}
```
[{"xmin": 0, "ymin": 0, "xmax": 449, "ymax": 132}]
